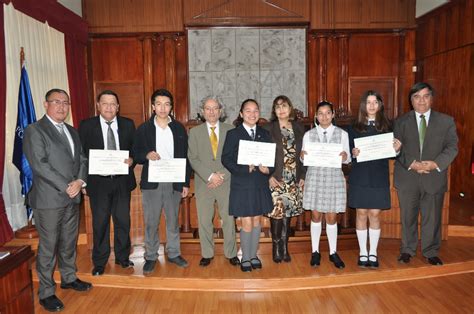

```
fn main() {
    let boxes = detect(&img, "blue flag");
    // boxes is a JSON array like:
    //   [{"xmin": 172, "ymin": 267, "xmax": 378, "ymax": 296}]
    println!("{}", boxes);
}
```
[{"xmin": 12, "ymin": 65, "xmax": 36, "ymax": 221}]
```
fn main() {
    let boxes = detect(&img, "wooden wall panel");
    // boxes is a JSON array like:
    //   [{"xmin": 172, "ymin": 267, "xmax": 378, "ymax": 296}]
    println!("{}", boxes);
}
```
[
  {"xmin": 416, "ymin": 0, "xmax": 474, "ymax": 59},
  {"xmin": 308, "ymin": 32, "xmax": 407, "ymax": 122},
  {"xmin": 416, "ymin": 0, "xmax": 474, "ymax": 199},
  {"xmin": 89, "ymin": 37, "xmax": 147, "ymax": 125},
  {"xmin": 151, "ymin": 34, "xmax": 189, "ymax": 122},
  {"xmin": 84, "ymin": 0, "xmax": 184, "ymax": 33},
  {"xmin": 183, "ymin": 0, "xmax": 310, "ymax": 26},
  {"xmin": 310, "ymin": 0, "xmax": 415, "ymax": 30}
]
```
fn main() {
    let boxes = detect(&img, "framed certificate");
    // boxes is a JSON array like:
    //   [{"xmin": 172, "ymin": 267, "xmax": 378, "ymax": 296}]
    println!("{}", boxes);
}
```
[
  {"xmin": 303, "ymin": 142, "xmax": 343, "ymax": 168},
  {"xmin": 148, "ymin": 158, "xmax": 186, "ymax": 183},
  {"xmin": 237, "ymin": 140, "xmax": 276, "ymax": 167},
  {"xmin": 88, "ymin": 149, "xmax": 129, "ymax": 175},
  {"xmin": 354, "ymin": 132, "xmax": 396, "ymax": 163}
]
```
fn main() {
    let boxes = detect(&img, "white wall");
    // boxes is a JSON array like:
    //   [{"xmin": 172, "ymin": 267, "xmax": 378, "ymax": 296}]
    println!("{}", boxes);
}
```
[
  {"xmin": 416, "ymin": 0, "xmax": 449, "ymax": 18},
  {"xmin": 57, "ymin": 0, "xmax": 82, "ymax": 17}
]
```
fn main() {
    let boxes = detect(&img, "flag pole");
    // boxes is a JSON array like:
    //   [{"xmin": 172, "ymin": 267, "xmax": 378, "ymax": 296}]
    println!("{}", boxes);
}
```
[{"xmin": 14, "ymin": 47, "xmax": 38, "ymax": 239}]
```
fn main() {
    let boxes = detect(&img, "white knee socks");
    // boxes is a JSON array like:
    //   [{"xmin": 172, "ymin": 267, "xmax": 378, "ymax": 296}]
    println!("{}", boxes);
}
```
[
  {"xmin": 310, "ymin": 221, "xmax": 321, "ymax": 253},
  {"xmin": 326, "ymin": 223, "xmax": 338, "ymax": 255}
]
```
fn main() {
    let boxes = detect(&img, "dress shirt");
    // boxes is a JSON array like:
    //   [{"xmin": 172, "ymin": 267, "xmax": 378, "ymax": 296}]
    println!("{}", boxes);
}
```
[
  {"xmin": 206, "ymin": 121, "xmax": 220, "ymax": 141},
  {"xmin": 99, "ymin": 115, "xmax": 120, "ymax": 150},
  {"xmin": 242, "ymin": 123, "xmax": 256, "ymax": 139},
  {"xmin": 46, "ymin": 114, "xmax": 74, "ymax": 157},
  {"xmin": 154, "ymin": 116, "xmax": 174, "ymax": 159},
  {"xmin": 415, "ymin": 109, "xmax": 431, "ymax": 131}
]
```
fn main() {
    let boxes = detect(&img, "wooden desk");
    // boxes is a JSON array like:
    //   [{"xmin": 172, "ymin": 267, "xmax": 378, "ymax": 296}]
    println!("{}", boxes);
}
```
[{"xmin": 0, "ymin": 245, "xmax": 35, "ymax": 314}]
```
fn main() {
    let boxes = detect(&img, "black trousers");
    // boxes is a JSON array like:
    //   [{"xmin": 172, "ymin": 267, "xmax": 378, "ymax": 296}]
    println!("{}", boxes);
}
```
[{"xmin": 89, "ymin": 177, "xmax": 132, "ymax": 267}]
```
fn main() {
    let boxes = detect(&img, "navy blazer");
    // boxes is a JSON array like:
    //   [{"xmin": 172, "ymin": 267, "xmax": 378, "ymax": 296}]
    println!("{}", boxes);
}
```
[
  {"xmin": 133, "ymin": 115, "xmax": 191, "ymax": 191},
  {"xmin": 78, "ymin": 115, "xmax": 137, "ymax": 195}
]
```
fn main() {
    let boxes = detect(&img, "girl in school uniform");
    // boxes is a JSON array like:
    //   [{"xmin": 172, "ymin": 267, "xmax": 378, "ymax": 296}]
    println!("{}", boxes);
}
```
[
  {"xmin": 222, "ymin": 99, "xmax": 274, "ymax": 272},
  {"xmin": 301, "ymin": 101, "xmax": 351, "ymax": 269},
  {"xmin": 347, "ymin": 91, "xmax": 401, "ymax": 268}
]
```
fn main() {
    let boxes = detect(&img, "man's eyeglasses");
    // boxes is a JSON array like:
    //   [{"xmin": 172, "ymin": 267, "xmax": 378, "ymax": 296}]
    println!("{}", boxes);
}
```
[{"xmin": 47, "ymin": 99, "xmax": 70, "ymax": 106}]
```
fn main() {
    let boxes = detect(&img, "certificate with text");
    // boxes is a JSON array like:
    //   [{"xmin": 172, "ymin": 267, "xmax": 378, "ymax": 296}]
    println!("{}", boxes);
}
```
[
  {"xmin": 88, "ymin": 149, "xmax": 129, "ymax": 175},
  {"xmin": 354, "ymin": 132, "xmax": 396, "ymax": 163},
  {"xmin": 303, "ymin": 142, "xmax": 342, "ymax": 168},
  {"xmin": 148, "ymin": 158, "xmax": 186, "ymax": 182},
  {"xmin": 237, "ymin": 140, "xmax": 276, "ymax": 167}
]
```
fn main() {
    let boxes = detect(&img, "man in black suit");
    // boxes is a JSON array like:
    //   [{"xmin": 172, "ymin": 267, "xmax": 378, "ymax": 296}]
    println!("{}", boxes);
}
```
[
  {"xmin": 394, "ymin": 82, "xmax": 458, "ymax": 266},
  {"xmin": 24, "ymin": 88, "xmax": 92, "ymax": 312},
  {"xmin": 79, "ymin": 90, "xmax": 136, "ymax": 276}
]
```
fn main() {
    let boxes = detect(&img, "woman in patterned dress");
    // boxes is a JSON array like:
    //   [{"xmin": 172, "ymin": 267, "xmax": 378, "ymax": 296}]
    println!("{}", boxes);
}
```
[
  {"xmin": 348, "ymin": 91, "xmax": 402, "ymax": 268},
  {"xmin": 301, "ymin": 101, "xmax": 351, "ymax": 269},
  {"xmin": 263, "ymin": 96, "xmax": 306, "ymax": 263}
]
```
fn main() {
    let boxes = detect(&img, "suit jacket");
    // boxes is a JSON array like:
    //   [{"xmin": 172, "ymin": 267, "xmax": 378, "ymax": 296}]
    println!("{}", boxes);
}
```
[
  {"xmin": 393, "ymin": 110, "xmax": 458, "ymax": 194},
  {"xmin": 78, "ymin": 115, "xmax": 137, "ymax": 196},
  {"xmin": 263, "ymin": 120, "xmax": 306, "ymax": 182},
  {"xmin": 133, "ymin": 115, "xmax": 191, "ymax": 191},
  {"xmin": 188, "ymin": 122, "xmax": 232, "ymax": 195},
  {"xmin": 23, "ymin": 115, "xmax": 87, "ymax": 209}
]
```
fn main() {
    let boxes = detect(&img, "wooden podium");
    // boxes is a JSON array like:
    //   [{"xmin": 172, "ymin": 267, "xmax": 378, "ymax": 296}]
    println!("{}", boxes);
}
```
[{"xmin": 0, "ymin": 245, "xmax": 35, "ymax": 314}]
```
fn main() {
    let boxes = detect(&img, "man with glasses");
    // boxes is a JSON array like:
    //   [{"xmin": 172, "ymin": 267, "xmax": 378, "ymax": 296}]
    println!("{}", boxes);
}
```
[
  {"xmin": 24, "ymin": 88, "xmax": 91, "ymax": 312},
  {"xmin": 188, "ymin": 96, "xmax": 239, "ymax": 267},
  {"xmin": 79, "ymin": 90, "xmax": 136, "ymax": 276},
  {"xmin": 394, "ymin": 82, "xmax": 458, "ymax": 266}
]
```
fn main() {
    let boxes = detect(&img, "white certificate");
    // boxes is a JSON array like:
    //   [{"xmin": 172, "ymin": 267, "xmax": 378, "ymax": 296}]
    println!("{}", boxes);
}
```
[
  {"xmin": 354, "ymin": 132, "xmax": 396, "ymax": 163},
  {"xmin": 148, "ymin": 158, "xmax": 186, "ymax": 182},
  {"xmin": 303, "ymin": 142, "xmax": 343, "ymax": 168},
  {"xmin": 88, "ymin": 149, "xmax": 129, "ymax": 175},
  {"xmin": 237, "ymin": 140, "xmax": 276, "ymax": 167}
]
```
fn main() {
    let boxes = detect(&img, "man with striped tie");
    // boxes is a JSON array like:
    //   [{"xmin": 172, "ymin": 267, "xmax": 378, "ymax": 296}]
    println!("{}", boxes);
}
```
[
  {"xmin": 79, "ymin": 90, "xmax": 136, "ymax": 276},
  {"xmin": 188, "ymin": 96, "xmax": 239, "ymax": 267}
]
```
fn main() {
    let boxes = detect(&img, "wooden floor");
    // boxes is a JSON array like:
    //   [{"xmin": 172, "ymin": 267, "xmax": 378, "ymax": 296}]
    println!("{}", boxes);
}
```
[
  {"xmin": 33, "ymin": 273, "xmax": 474, "ymax": 313},
  {"xmin": 28, "ymin": 237, "xmax": 474, "ymax": 313}
]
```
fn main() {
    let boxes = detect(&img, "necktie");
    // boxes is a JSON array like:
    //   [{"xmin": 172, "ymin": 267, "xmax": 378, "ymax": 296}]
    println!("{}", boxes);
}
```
[
  {"xmin": 106, "ymin": 121, "xmax": 117, "ymax": 150},
  {"xmin": 57, "ymin": 123, "xmax": 72, "ymax": 155},
  {"xmin": 250, "ymin": 128, "xmax": 255, "ymax": 140},
  {"xmin": 369, "ymin": 120, "xmax": 375, "ymax": 127},
  {"xmin": 419, "ymin": 114, "xmax": 426, "ymax": 150},
  {"xmin": 210, "ymin": 126, "xmax": 218, "ymax": 159},
  {"xmin": 322, "ymin": 131, "xmax": 328, "ymax": 143}
]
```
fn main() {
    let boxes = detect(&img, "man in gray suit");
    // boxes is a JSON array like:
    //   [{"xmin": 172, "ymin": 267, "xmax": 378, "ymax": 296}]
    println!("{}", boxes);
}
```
[
  {"xmin": 394, "ymin": 82, "xmax": 458, "ymax": 266},
  {"xmin": 24, "ymin": 89, "xmax": 91, "ymax": 312},
  {"xmin": 188, "ymin": 96, "xmax": 239, "ymax": 267}
]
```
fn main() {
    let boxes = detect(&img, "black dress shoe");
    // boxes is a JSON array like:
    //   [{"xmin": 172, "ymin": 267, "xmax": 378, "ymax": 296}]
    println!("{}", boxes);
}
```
[
  {"xmin": 427, "ymin": 256, "xmax": 443, "ymax": 266},
  {"xmin": 60, "ymin": 278, "xmax": 92, "ymax": 291},
  {"xmin": 115, "ymin": 259, "xmax": 135, "ymax": 268},
  {"xmin": 143, "ymin": 259, "xmax": 157, "ymax": 275},
  {"xmin": 250, "ymin": 257, "xmax": 262, "ymax": 269},
  {"xmin": 92, "ymin": 266, "xmax": 105, "ymax": 276},
  {"xmin": 310, "ymin": 251, "xmax": 321, "ymax": 267},
  {"xmin": 240, "ymin": 260, "xmax": 252, "ymax": 272},
  {"xmin": 39, "ymin": 295, "xmax": 64, "ymax": 312},
  {"xmin": 329, "ymin": 252, "xmax": 345, "ymax": 269},
  {"xmin": 199, "ymin": 257, "xmax": 213, "ymax": 267},
  {"xmin": 398, "ymin": 253, "xmax": 411, "ymax": 264},
  {"xmin": 228, "ymin": 256, "xmax": 240, "ymax": 266},
  {"xmin": 358, "ymin": 255, "xmax": 369, "ymax": 268},
  {"xmin": 368, "ymin": 255, "xmax": 379, "ymax": 268}
]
